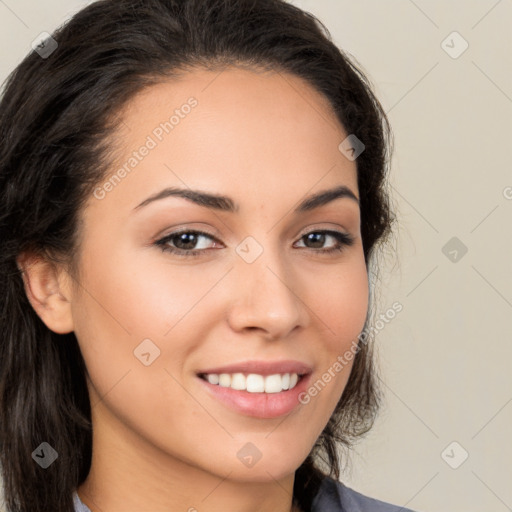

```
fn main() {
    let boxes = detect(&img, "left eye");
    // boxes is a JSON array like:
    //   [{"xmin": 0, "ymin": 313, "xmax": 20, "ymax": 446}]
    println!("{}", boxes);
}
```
[
  {"xmin": 154, "ymin": 229, "xmax": 355, "ymax": 258},
  {"xmin": 157, "ymin": 230, "xmax": 218, "ymax": 252}
]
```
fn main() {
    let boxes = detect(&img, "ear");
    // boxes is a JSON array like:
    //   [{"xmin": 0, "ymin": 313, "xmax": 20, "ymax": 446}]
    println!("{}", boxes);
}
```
[{"xmin": 16, "ymin": 250, "xmax": 75, "ymax": 334}]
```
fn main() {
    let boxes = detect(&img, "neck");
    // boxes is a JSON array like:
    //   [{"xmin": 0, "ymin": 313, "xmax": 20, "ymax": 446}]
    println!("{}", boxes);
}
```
[{"xmin": 78, "ymin": 400, "xmax": 303, "ymax": 512}]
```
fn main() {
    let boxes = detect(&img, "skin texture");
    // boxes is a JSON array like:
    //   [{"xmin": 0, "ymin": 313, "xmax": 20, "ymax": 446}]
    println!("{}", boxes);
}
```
[{"xmin": 18, "ymin": 67, "xmax": 369, "ymax": 512}]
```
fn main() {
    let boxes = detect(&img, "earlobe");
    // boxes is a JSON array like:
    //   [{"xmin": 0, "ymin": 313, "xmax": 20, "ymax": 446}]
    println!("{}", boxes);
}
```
[{"xmin": 16, "ymin": 251, "xmax": 75, "ymax": 334}]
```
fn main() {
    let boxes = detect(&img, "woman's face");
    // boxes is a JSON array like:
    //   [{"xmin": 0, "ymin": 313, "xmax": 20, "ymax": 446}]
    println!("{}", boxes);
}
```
[{"xmin": 69, "ymin": 67, "xmax": 368, "ymax": 483}]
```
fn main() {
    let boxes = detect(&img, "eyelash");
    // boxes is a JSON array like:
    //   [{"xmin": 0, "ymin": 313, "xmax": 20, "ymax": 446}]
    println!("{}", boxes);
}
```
[{"xmin": 154, "ymin": 228, "xmax": 355, "ymax": 258}]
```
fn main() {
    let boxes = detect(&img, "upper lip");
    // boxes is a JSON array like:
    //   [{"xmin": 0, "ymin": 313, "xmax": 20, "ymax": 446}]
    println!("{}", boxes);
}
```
[{"xmin": 196, "ymin": 359, "xmax": 313, "ymax": 376}]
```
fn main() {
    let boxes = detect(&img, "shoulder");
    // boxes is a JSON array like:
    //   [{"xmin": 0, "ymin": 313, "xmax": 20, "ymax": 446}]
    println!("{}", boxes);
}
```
[{"xmin": 311, "ymin": 475, "xmax": 419, "ymax": 512}]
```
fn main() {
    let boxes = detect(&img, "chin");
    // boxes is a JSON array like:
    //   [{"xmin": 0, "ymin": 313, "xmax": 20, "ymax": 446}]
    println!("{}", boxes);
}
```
[{"xmin": 214, "ymin": 448, "xmax": 308, "ymax": 484}]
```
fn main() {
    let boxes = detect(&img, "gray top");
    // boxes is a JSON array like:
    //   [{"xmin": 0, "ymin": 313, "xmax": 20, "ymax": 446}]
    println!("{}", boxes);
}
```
[
  {"xmin": 311, "ymin": 476, "xmax": 418, "ymax": 511},
  {"xmin": 73, "ymin": 477, "xmax": 418, "ymax": 512},
  {"xmin": 73, "ymin": 490, "xmax": 91, "ymax": 512}
]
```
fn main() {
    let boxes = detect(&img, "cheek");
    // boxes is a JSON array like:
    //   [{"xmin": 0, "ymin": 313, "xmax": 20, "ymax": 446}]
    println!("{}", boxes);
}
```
[
  {"xmin": 306, "ymin": 254, "xmax": 369, "ymax": 348},
  {"xmin": 70, "ymin": 242, "xmax": 229, "ymax": 407},
  {"xmin": 298, "ymin": 253, "xmax": 368, "ymax": 413},
  {"xmin": 70, "ymin": 249, "xmax": 214, "ymax": 450},
  {"xmin": 73, "ymin": 244, "xmax": 214, "ymax": 344}
]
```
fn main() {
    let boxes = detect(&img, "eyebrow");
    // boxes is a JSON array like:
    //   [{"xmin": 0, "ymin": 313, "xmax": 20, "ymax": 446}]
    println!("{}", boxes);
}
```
[{"xmin": 132, "ymin": 184, "xmax": 359, "ymax": 214}]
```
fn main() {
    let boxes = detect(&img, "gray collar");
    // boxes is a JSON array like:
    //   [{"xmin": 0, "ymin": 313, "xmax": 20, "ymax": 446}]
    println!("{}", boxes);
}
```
[{"xmin": 73, "ymin": 491, "xmax": 92, "ymax": 512}]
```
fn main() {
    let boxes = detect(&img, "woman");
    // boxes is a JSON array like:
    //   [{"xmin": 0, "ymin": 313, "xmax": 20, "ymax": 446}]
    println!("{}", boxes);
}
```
[{"xmin": 0, "ymin": 0, "xmax": 417, "ymax": 511}]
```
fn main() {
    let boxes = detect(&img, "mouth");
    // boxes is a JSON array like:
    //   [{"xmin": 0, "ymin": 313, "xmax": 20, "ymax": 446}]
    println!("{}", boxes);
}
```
[{"xmin": 195, "ymin": 370, "xmax": 313, "ymax": 419}]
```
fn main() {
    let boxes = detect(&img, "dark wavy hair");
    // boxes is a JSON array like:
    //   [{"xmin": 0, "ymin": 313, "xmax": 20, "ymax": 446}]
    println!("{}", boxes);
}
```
[{"xmin": 0, "ymin": 0, "xmax": 394, "ymax": 510}]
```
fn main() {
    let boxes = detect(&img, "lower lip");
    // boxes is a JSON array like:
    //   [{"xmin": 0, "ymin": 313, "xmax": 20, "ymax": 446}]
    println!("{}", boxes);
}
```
[{"xmin": 197, "ymin": 373, "xmax": 312, "ymax": 419}]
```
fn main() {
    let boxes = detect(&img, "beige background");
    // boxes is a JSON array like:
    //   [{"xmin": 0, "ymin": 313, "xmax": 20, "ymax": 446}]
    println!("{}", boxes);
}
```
[{"xmin": 1, "ymin": 1, "xmax": 511, "ymax": 511}]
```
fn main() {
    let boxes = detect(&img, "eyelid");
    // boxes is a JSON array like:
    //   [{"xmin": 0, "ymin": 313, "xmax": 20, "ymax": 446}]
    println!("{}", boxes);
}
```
[{"xmin": 296, "ymin": 223, "xmax": 352, "ymax": 238}]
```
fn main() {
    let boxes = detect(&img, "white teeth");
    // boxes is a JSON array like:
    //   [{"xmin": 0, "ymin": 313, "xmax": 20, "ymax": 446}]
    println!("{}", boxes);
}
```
[
  {"xmin": 206, "ymin": 374, "xmax": 219, "ymax": 385},
  {"xmin": 230, "ymin": 373, "xmax": 246, "ymax": 390},
  {"xmin": 218, "ymin": 373, "xmax": 231, "ymax": 387},
  {"xmin": 203, "ymin": 372, "xmax": 301, "ymax": 393},
  {"xmin": 246, "ymin": 373, "xmax": 264, "ymax": 392}
]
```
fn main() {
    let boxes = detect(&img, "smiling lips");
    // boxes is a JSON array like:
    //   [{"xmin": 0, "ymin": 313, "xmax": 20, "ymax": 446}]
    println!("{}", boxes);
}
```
[
  {"xmin": 196, "ymin": 359, "xmax": 314, "ymax": 418},
  {"xmin": 196, "ymin": 359, "xmax": 312, "ymax": 392}
]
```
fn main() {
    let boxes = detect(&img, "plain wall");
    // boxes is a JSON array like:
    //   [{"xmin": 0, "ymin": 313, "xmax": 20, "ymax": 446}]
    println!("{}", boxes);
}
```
[{"xmin": 1, "ymin": 1, "xmax": 511, "ymax": 511}]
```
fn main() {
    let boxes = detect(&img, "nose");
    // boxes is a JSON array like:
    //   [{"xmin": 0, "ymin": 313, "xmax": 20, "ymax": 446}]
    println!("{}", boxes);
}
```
[{"xmin": 226, "ymin": 245, "xmax": 308, "ymax": 340}]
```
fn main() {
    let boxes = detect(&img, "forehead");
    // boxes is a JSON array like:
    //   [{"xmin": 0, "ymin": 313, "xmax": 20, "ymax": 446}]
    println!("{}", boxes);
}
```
[
  {"xmin": 121, "ymin": 65, "xmax": 342, "ymax": 129},
  {"xmin": 90, "ymin": 66, "xmax": 358, "ymax": 215}
]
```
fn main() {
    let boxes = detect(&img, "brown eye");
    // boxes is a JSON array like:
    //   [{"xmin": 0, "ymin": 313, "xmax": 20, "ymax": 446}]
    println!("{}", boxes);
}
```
[
  {"xmin": 172, "ymin": 232, "xmax": 203, "ymax": 250},
  {"xmin": 155, "ymin": 229, "xmax": 220, "ymax": 258},
  {"xmin": 295, "ymin": 230, "xmax": 355, "ymax": 254}
]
